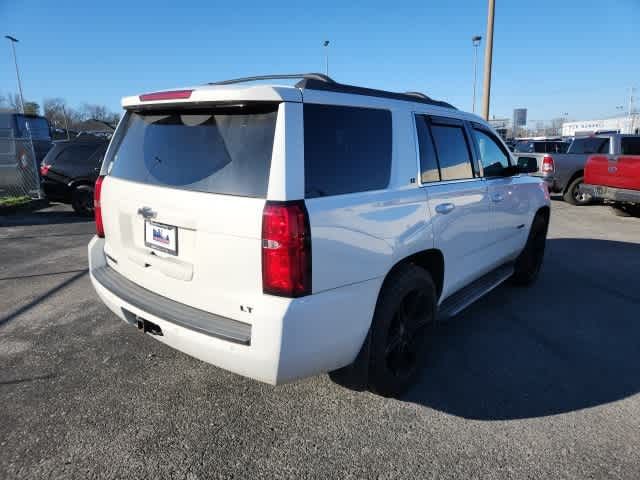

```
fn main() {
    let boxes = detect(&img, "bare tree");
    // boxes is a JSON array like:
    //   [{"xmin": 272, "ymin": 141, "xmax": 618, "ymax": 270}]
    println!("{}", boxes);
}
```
[{"xmin": 81, "ymin": 103, "xmax": 109, "ymax": 121}]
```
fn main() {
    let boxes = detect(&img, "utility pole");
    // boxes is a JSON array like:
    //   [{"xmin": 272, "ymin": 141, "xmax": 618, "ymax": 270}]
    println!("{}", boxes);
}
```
[
  {"xmin": 62, "ymin": 104, "xmax": 71, "ymax": 141},
  {"xmin": 628, "ymin": 87, "xmax": 636, "ymax": 134},
  {"xmin": 472, "ymin": 36, "xmax": 482, "ymax": 113},
  {"xmin": 5, "ymin": 35, "xmax": 25, "ymax": 113},
  {"xmin": 481, "ymin": 0, "xmax": 495, "ymax": 120},
  {"xmin": 323, "ymin": 40, "xmax": 330, "ymax": 76}
]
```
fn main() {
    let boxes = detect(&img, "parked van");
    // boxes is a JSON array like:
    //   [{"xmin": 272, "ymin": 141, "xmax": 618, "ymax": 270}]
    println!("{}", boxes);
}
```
[{"xmin": 0, "ymin": 112, "xmax": 52, "ymax": 196}]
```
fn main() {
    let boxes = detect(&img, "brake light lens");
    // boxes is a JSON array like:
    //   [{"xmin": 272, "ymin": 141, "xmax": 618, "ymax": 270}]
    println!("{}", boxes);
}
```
[
  {"xmin": 94, "ymin": 176, "xmax": 105, "ymax": 238},
  {"xmin": 261, "ymin": 201, "xmax": 311, "ymax": 297},
  {"xmin": 541, "ymin": 155, "xmax": 555, "ymax": 174},
  {"xmin": 40, "ymin": 164, "xmax": 50, "ymax": 176},
  {"xmin": 139, "ymin": 90, "xmax": 193, "ymax": 102}
]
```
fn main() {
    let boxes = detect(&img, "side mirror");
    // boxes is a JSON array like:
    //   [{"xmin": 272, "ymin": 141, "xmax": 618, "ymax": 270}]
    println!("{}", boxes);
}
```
[{"xmin": 517, "ymin": 156, "xmax": 538, "ymax": 174}]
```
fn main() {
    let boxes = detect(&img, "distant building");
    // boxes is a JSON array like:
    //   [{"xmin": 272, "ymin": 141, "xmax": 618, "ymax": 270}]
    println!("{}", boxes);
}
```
[
  {"xmin": 562, "ymin": 115, "xmax": 640, "ymax": 137},
  {"xmin": 513, "ymin": 108, "xmax": 527, "ymax": 129}
]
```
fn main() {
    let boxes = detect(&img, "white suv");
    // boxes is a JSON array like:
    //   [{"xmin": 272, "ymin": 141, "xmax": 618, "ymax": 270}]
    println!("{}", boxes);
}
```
[{"xmin": 89, "ymin": 74, "xmax": 550, "ymax": 397}]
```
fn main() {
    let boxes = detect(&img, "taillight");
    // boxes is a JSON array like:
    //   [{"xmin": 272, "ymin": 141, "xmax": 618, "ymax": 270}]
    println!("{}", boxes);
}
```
[
  {"xmin": 40, "ymin": 164, "xmax": 50, "ymax": 176},
  {"xmin": 541, "ymin": 155, "xmax": 555, "ymax": 174},
  {"xmin": 261, "ymin": 200, "xmax": 311, "ymax": 297},
  {"xmin": 94, "ymin": 176, "xmax": 105, "ymax": 238}
]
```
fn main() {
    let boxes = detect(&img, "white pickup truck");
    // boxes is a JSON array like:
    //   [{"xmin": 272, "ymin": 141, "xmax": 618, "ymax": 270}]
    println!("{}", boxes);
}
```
[{"xmin": 89, "ymin": 74, "xmax": 550, "ymax": 397}]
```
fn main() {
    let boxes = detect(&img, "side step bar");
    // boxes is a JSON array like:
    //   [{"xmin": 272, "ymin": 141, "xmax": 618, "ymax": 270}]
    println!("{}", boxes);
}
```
[{"xmin": 438, "ymin": 263, "xmax": 514, "ymax": 320}]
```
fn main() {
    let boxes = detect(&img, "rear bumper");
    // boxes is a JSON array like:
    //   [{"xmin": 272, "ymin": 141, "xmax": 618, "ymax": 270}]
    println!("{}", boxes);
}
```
[
  {"xmin": 88, "ymin": 236, "xmax": 379, "ymax": 385},
  {"xmin": 580, "ymin": 184, "xmax": 640, "ymax": 204}
]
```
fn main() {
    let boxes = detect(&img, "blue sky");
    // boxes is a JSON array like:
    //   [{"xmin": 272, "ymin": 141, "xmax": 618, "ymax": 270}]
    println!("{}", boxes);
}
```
[{"xmin": 1, "ymin": 0, "xmax": 638, "ymax": 123}]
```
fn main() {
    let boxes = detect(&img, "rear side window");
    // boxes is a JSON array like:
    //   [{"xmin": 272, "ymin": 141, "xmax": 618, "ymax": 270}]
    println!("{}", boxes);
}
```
[
  {"xmin": 473, "ymin": 129, "xmax": 511, "ymax": 177},
  {"xmin": 304, "ymin": 104, "xmax": 391, "ymax": 198},
  {"xmin": 415, "ymin": 116, "xmax": 440, "ymax": 183},
  {"xmin": 430, "ymin": 124, "xmax": 474, "ymax": 181},
  {"xmin": 621, "ymin": 137, "xmax": 640, "ymax": 155},
  {"xmin": 15, "ymin": 115, "xmax": 51, "ymax": 141},
  {"xmin": 106, "ymin": 105, "xmax": 278, "ymax": 198},
  {"xmin": 568, "ymin": 137, "xmax": 610, "ymax": 154}
]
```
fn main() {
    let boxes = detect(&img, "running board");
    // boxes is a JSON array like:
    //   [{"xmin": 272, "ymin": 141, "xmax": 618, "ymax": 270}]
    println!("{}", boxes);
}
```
[{"xmin": 438, "ymin": 263, "xmax": 514, "ymax": 320}]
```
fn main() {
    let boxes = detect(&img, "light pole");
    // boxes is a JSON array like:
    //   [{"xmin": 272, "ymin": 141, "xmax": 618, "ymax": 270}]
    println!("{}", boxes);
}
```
[
  {"xmin": 481, "ymin": 0, "xmax": 495, "ymax": 120},
  {"xmin": 471, "ymin": 35, "xmax": 482, "ymax": 113},
  {"xmin": 323, "ymin": 40, "xmax": 330, "ymax": 76},
  {"xmin": 5, "ymin": 35, "xmax": 25, "ymax": 114}
]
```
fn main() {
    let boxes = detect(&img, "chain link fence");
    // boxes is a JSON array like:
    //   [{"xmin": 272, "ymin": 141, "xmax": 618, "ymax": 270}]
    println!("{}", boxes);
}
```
[{"xmin": 0, "ymin": 112, "xmax": 44, "ymax": 201}]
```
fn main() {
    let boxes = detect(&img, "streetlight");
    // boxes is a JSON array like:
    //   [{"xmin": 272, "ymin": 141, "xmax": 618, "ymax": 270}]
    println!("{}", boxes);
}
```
[
  {"xmin": 323, "ymin": 40, "xmax": 330, "ymax": 76},
  {"xmin": 471, "ymin": 35, "xmax": 482, "ymax": 113},
  {"xmin": 5, "ymin": 35, "xmax": 25, "ymax": 114},
  {"xmin": 481, "ymin": 0, "xmax": 495, "ymax": 120}
]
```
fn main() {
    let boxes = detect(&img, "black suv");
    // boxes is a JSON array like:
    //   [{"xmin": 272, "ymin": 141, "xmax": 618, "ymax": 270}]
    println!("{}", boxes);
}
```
[{"xmin": 40, "ymin": 137, "xmax": 108, "ymax": 215}]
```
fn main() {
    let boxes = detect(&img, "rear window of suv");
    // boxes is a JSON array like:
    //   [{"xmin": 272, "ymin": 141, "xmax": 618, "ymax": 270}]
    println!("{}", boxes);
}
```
[
  {"xmin": 105, "ymin": 104, "xmax": 278, "ymax": 198},
  {"xmin": 304, "ymin": 104, "xmax": 391, "ymax": 198}
]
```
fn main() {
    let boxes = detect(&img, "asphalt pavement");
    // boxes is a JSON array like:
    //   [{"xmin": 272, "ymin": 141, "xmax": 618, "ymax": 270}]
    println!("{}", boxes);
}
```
[{"xmin": 1, "ymin": 200, "xmax": 639, "ymax": 479}]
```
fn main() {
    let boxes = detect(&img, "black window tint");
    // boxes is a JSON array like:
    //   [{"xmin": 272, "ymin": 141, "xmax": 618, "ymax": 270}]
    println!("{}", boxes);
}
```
[
  {"xmin": 474, "ymin": 129, "xmax": 510, "ymax": 177},
  {"xmin": 568, "ymin": 137, "xmax": 610, "ymax": 154},
  {"xmin": 415, "ymin": 116, "xmax": 440, "ymax": 182},
  {"xmin": 621, "ymin": 137, "xmax": 640, "ymax": 155},
  {"xmin": 430, "ymin": 124, "xmax": 473, "ymax": 181},
  {"xmin": 107, "ymin": 105, "xmax": 278, "ymax": 198},
  {"xmin": 304, "ymin": 104, "xmax": 391, "ymax": 198},
  {"xmin": 88, "ymin": 144, "xmax": 107, "ymax": 167},
  {"xmin": 534, "ymin": 142, "xmax": 547, "ymax": 153},
  {"xmin": 56, "ymin": 144, "xmax": 101, "ymax": 166}
]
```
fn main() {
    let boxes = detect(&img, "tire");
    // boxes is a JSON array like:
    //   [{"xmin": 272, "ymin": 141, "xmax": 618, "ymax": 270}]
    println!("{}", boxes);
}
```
[
  {"xmin": 563, "ymin": 176, "xmax": 591, "ymax": 206},
  {"xmin": 367, "ymin": 265, "xmax": 437, "ymax": 397},
  {"xmin": 511, "ymin": 214, "xmax": 548, "ymax": 286},
  {"xmin": 71, "ymin": 185, "xmax": 94, "ymax": 217}
]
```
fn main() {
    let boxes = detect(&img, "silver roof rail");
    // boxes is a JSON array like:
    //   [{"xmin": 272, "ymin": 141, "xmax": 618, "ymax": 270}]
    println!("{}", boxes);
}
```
[{"xmin": 209, "ymin": 73, "xmax": 335, "ymax": 86}]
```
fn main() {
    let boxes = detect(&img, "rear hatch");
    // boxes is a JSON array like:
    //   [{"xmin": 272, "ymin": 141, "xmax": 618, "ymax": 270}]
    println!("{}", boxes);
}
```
[
  {"xmin": 585, "ymin": 155, "xmax": 640, "ymax": 191},
  {"xmin": 99, "ymin": 103, "xmax": 280, "ymax": 318}
]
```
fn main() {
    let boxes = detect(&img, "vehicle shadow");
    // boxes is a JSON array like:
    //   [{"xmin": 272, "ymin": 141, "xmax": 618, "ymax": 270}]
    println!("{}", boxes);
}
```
[
  {"xmin": 404, "ymin": 237, "xmax": 640, "ymax": 420},
  {"xmin": 0, "ymin": 210, "xmax": 92, "ymax": 228}
]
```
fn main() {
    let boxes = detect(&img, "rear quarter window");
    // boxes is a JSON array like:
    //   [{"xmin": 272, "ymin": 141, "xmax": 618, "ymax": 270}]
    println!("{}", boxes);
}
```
[
  {"xmin": 621, "ymin": 137, "xmax": 640, "ymax": 155},
  {"xmin": 105, "ymin": 104, "xmax": 278, "ymax": 198},
  {"xmin": 303, "ymin": 104, "xmax": 391, "ymax": 198}
]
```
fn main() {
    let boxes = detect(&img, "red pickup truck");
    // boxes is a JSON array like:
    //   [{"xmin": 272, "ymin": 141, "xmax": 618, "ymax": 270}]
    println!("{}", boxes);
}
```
[{"xmin": 581, "ymin": 150, "xmax": 640, "ymax": 216}]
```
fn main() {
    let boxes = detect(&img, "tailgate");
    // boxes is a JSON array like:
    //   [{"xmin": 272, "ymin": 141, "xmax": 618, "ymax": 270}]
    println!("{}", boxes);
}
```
[
  {"xmin": 585, "ymin": 155, "xmax": 640, "ymax": 190},
  {"xmin": 98, "ymin": 103, "xmax": 280, "ymax": 320}
]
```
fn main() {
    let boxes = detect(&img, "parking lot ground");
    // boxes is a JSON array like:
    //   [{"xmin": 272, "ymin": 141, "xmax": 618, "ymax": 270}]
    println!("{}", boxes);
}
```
[{"xmin": 1, "ymin": 200, "xmax": 640, "ymax": 479}]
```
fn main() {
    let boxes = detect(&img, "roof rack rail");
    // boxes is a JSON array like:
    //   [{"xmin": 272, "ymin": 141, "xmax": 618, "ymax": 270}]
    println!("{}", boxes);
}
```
[
  {"xmin": 404, "ymin": 91, "xmax": 431, "ymax": 100},
  {"xmin": 207, "ymin": 73, "xmax": 456, "ymax": 110},
  {"xmin": 295, "ymin": 78, "xmax": 458, "ymax": 110},
  {"xmin": 209, "ymin": 73, "xmax": 335, "ymax": 86}
]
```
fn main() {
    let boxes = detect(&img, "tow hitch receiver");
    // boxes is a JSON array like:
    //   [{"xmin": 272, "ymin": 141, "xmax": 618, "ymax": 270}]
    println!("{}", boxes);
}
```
[{"xmin": 137, "ymin": 317, "xmax": 163, "ymax": 336}]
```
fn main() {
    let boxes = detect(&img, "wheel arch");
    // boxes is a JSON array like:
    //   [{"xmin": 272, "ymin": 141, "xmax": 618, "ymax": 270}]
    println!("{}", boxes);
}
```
[
  {"xmin": 382, "ymin": 249, "xmax": 445, "ymax": 301},
  {"xmin": 563, "ymin": 169, "xmax": 584, "ymax": 193}
]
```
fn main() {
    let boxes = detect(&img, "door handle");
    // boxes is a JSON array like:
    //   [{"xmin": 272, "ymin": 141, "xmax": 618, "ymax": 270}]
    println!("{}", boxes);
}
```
[
  {"xmin": 491, "ymin": 193, "xmax": 504, "ymax": 203},
  {"xmin": 435, "ymin": 203, "xmax": 455, "ymax": 215}
]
